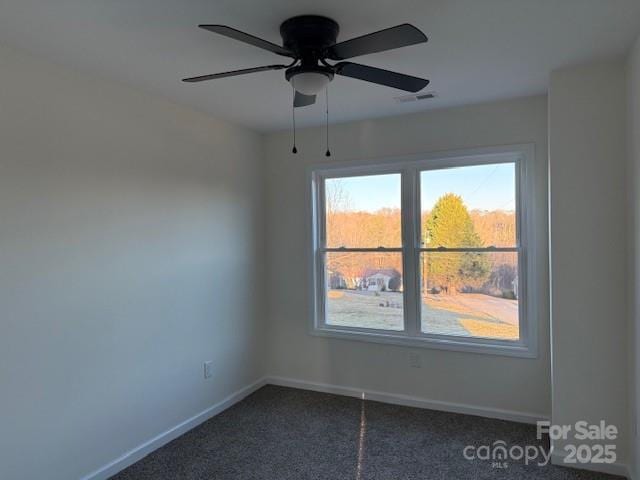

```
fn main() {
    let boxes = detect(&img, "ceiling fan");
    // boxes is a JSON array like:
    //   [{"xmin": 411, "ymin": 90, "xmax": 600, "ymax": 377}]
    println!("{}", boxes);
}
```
[{"xmin": 183, "ymin": 15, "xmax": 430, "ymax": 108}]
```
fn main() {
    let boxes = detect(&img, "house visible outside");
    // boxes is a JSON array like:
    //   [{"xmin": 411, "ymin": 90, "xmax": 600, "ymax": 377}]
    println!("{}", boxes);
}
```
[{"xmin": 363, "ymin": 268, "xmax": 402, "ymax": 292}]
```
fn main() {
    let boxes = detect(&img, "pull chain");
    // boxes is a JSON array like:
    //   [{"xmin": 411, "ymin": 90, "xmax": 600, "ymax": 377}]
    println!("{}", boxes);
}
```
[
  {"xmin": 291, "ymin": 85, "xmax": 298, "ymax": 154},
  {"xmin": 325, "ymin": 87, "xmax": 331, "ymax": 157}
]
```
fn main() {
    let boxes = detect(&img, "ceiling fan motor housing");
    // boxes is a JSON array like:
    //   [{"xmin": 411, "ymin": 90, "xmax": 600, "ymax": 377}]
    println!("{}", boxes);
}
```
[{"xmin": 280, "ymin": 15, "xmax": 339, "ymax": 61}]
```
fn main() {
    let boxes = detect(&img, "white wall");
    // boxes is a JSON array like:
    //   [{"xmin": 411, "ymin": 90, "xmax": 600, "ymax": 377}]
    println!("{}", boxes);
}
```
[
  {"xmin": 549, "ymin": 62, "xmax": 628, "ymax": 466},
  {"xmin": 0, "ymin": 44, "xmax": 266, "ymax": 480},
  {"xmin": 627, "ymin": 35, "xmax": 640, "ymax": 479},
  {"xmin": 264, "ymin": 96, "xmax": 551, "ymax": 417}
]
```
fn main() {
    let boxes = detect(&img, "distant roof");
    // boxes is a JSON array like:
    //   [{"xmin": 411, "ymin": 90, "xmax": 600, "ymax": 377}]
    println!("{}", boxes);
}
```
[{"xmin": 363, "ymin": 268, "xmax": 401, "ymax": 278}]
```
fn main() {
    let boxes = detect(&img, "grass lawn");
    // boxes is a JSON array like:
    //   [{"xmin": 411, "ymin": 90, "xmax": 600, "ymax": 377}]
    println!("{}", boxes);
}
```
[
  {"xmin": 326, "ymin": 289, "xmax": 519, "ymax": 340},
  {"xmin": 327, "ymin": 290, "xmax": 404, "ymax": 331}
]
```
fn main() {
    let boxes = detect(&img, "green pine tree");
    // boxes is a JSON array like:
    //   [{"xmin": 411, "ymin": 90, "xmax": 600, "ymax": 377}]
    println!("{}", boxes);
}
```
[{"xmin": 424, "ymin": 193, "xmax": 489, "ymax": 293}]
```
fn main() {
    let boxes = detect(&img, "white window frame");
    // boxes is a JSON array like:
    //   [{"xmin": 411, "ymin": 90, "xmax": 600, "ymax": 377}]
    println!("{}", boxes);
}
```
[{"xmin": 307, "ymin": 144, "xmax": 538, "ymax": 358}]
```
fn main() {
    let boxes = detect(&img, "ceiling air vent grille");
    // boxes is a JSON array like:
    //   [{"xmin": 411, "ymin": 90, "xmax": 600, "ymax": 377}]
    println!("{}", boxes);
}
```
[{"xmin": 394, "ymin": 91, "xmax": 437, "ymax": 103}]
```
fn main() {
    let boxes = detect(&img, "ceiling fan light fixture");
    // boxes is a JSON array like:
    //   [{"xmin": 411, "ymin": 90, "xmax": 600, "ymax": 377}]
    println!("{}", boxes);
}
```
[{"xmin": 289, "ymin": 71, "xmax": 332, "ymax": 95}]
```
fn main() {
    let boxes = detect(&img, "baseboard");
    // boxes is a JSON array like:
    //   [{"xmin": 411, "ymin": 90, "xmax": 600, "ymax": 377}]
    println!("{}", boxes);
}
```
[
  {"xmin": 80, "ymin": 377, "xmax": 268, "ymax": 480},
  {"xmin": 551, "ymin": 451, "xmax": 629, "ymax": 478},
  {"xmin": 266, "ymin": 376, "xmax": 548, "ymax": 425}
]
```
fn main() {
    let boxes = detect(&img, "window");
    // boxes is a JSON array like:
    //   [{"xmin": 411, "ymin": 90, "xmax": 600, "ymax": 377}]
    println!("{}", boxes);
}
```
[{"xmin": 310, "ymin": 146, "xmax": 537, "ymax": 357}]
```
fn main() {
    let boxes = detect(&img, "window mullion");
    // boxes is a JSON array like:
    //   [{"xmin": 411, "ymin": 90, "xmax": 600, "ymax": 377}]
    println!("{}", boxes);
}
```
[{"xmin": 401, "ymin": 167, "xmax": 420, "ymax": 337}]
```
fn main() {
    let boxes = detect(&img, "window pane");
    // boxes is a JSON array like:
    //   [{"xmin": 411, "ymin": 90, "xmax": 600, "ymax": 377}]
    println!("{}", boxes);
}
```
[
  {"xmin": 326, "ymin": 252, "xmax": 403, "ymax": 331},
  {"xmin": 325, "ymin": 174, "xmax": 401, "ymax": 248},
  {"xmin": 420, "ymin": 251, "xmax": 519, "ymax": 340},
  {"xmin": 421, "ymin": 163, "xmax": 516, "ymax": 248}
]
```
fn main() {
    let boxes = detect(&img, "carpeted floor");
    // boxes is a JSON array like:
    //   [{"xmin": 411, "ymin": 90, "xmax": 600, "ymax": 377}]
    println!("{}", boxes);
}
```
[{"xmin": 111, "ymin": 385, "xmax": 622, "ymax": 479}]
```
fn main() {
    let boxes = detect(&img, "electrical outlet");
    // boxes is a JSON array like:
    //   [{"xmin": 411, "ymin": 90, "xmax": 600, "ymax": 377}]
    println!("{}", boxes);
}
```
[
  {"xmin": 203, "ymin": 361, "xmax": 213, "ymax": 379},
  {"xmin": 408, "ymin": 352, "xmax": 421, "ymax": 368}
]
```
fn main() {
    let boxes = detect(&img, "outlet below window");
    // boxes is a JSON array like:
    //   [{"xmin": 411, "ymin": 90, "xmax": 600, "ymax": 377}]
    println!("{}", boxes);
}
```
[
  {"xmin": 408, "ymin": 353, "xmax": 422, "ymax": 368},
  {"xmin": 204, "ymin": 361, "xmax": 213, "ymax": 379}
]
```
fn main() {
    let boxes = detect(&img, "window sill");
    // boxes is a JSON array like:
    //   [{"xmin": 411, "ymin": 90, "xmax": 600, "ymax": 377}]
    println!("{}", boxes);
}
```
[{"xmin": 310, "ymin": 326, "xmax": 537, "ymax": 358}]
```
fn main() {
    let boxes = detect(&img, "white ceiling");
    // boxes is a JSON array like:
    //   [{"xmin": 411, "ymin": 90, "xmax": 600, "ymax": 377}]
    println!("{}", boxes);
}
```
[{"xmin": 1, "ymin": 0, "xmax": 639, "ymax": 132}]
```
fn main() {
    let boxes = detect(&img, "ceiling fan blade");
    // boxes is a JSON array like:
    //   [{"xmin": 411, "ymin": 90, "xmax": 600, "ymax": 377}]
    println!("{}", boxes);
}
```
[
  {"xmin": 328, "ymin": 24, "xmax": 427, "ymax": 60},
  {"xmin": 199, "ymin": 25, "xmax": 293, "ymax": 57},
  {"xmin": 294, "ymin": 91, "xmax": 316, "ymax": 108},
  {"xmin": 182, "ymin": 64, "xmax": 286, "ymax": 83},
  {"xmin": 335, "ymin": 62, "xmax": 429, "ymax": 92}
]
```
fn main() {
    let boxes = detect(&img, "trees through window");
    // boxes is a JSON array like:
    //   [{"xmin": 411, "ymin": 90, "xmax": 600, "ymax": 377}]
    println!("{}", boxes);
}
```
[{"xmin": 310, "ymin": 148, "xmax": 535, "ymax": 356}]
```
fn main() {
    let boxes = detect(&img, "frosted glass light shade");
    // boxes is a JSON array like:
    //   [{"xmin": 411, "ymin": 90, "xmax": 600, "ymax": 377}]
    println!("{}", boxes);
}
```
[{"xmin": 290, "ymin": 72, "xmax": 330, "ymax": 95}]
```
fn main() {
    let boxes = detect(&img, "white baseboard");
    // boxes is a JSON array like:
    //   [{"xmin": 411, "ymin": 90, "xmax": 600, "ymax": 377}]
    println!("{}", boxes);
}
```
[
  {"xmin": 266, "ymin": 376, "xmax": 549, "ymax": 425},
  {"xmin": 551, "ymin": 451, "xmax": 629, "ymax": 478},
  {"xmin": 80, "ymin": 377, "xmax": 268, "ymax": 480}
]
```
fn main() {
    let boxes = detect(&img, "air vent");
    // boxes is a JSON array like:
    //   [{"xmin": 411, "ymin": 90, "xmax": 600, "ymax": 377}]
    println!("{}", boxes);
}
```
[{"xmin": 394, "ymin": 91, "xmax": 437, "ymax": 103}]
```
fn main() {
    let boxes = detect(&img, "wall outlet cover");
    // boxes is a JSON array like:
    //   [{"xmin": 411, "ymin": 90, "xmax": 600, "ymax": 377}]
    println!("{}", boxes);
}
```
[
  {"xmin": 408, "ymin": 353, "xmax": 422, "ymax": 368},
  {"xmin": 204, "ymin": 361, "xmax": 213, "ymax": 379}
]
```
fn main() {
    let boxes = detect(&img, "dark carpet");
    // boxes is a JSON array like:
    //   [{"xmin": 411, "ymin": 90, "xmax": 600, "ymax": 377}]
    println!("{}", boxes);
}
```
[{"xmin": 111, "ymin": 385, "xmax": 621, "ymax": 479}]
